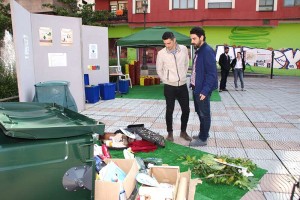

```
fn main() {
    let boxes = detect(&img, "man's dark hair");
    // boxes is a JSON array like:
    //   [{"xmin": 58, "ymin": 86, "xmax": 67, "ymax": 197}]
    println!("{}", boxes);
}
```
[
  {"xmin": 162, "ymin": 31, "xmax": 175, "ymax": 40},
  {"xmin": 224, "ymin": 46, "xmax": 229, "ymax": 50},
  {"xmin": 190, "ymin": 27, "xmax": 206, "ymax": 41}
]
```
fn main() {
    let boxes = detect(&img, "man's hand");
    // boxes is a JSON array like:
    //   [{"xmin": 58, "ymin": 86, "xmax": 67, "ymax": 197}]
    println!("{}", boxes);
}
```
[{"xmin": 199, "ymin": 94, "xmax": 206, "ymax": 100}]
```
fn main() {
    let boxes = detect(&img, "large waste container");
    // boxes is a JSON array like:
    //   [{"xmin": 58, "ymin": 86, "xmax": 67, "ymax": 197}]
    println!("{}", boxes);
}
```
[
  {"xmin": 0, "ymin": 102, "xmax": 105, "ymax": 200},
  {"xmin": 33, "ymin": 81, "xmax": 78, "ymax": 112}
]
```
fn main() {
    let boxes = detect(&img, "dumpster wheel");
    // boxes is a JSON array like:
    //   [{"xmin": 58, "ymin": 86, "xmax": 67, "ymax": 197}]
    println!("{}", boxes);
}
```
[{"xmin": 62, "ymin": 165, "xmax": 93, "ymax": 191}]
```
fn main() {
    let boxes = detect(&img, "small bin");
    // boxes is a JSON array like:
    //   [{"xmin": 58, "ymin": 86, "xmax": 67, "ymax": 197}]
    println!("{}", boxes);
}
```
[
  {"xmin": 119, "ymin": 80, "xmax": 129, "ymax": 94},
  {"xmin": 84, "ymin": 74, "xmax": 89, "ymax": 85},
  {"xmin": 85, "ymin": 85, "xmax": 100, "ymax": 103},
  {"xmin": 140, "ymin": 77, "xmax": 145, "ymax": 86},
  {"xmin": 99, "ymin": 83, "xmax": 116, "ymax": 100}
]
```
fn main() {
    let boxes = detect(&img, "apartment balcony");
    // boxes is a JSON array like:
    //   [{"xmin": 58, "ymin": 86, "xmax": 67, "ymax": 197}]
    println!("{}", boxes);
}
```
[{"xmin": 107, "ymin": 9, "xmax": 128, "ymax": 24}]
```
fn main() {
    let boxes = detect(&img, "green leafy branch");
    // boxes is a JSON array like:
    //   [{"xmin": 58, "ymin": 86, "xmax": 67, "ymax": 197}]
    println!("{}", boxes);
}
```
[{"xmin": 178, "ymin": 154, "xmax": 258, "ymax": 190}]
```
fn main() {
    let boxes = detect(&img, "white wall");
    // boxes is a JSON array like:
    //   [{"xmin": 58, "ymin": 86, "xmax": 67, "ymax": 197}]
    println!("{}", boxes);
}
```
[
  {"xmin": 82, "ymin": 25, "xmax": 109, "ymax": 85},
  {"xmin": 10, "ymin": 0, "xmax": 35, "ymax": 102}
]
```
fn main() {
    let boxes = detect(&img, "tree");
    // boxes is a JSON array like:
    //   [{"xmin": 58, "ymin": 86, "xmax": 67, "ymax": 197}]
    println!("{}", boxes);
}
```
[
  {"xmin": 0, "ymin": 0, "xmax": 12, "ymax": 39},
  {"xmin": 43, "ymin": 0, "xmax": 114, "ymax": 26}
]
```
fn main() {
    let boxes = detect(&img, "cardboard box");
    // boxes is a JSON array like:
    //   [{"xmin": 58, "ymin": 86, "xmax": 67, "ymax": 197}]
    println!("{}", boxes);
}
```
[
  {"xmin": 139, "ymin": 166, "xmax": 201, "ymax": 200},
  {"xmin": 95, "ymin": 159, "xmax": 139, "ymax": 200}
]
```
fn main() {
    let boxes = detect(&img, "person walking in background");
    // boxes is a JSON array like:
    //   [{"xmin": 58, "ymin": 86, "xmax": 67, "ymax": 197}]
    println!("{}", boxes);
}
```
[
  {"xmin": 231, "ymin": 52, "xmax": 246, "ymax": 91},
  {"xmin": 218, "ymin": 46, "xmax": 231, "ymax": 92},
  {"xmin": 189, "ymin": 27, "xmax": 218, "ymax": 147},
  {"xmin": 156, "ymin": 31, "xmax": 192, "ymax": 142}
]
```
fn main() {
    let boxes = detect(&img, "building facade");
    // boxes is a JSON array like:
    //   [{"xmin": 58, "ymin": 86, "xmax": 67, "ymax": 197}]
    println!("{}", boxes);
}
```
[
  {"xmin": 95, "ymin": 0, "xmax": 300, "ymax": 65},
  {"xmin": 96, "ymin": 0, "xmax": 300, "ymax": 27}
]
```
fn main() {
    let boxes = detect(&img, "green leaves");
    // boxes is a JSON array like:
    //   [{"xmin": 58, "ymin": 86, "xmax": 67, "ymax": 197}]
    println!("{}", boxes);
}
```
[
  {"xmin": 0, "ymin": 64, "xmax": 18, "ymax": 99},
  {"xmin": 42, "ymin": 0, "xmax": 114, "ymax": 26},
  {"xmin": 0, "ymin": 0, "xmax": 12, "ymax": 39},
  {"xmin": 180, "ymin": 154, "xmax": 258, "ymax": 190}
]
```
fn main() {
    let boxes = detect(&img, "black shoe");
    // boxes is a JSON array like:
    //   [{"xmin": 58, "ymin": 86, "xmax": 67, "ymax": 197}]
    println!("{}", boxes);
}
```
[
  {"xmin": 219, "ymin": 89, "xmax": 222, "ymax": 92},
  {"xmin": 223, "ymin": 88, "xmax": 228, "ymax": 91}
]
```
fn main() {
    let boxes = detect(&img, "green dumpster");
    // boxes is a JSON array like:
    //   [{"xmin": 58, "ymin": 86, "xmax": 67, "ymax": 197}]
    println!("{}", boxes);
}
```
[{"xmin": 0, "ymin": 102, "xmax": 105, "ymax": 200}]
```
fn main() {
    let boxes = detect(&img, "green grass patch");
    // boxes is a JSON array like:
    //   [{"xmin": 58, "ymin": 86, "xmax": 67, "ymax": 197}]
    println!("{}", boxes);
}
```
[{"xmin": 116, "ymin": 84, "xmax": 221, "ymax": 102}]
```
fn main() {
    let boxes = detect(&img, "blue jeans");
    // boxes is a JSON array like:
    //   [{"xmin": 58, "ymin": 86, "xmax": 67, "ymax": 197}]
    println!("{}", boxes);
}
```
[
  {"xmin": 193, "ymin": 93, "xmax": 211, "ymax": 142},
  {"xmin": 234, "ymin": 69, "xmax": 244, "ymax": 89}
]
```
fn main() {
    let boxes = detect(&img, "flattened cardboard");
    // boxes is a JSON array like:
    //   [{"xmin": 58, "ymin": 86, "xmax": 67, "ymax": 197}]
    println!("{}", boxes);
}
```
[
  {"xmin": 138, "ymin": 166, "xmax": 202, "ymax": 200},
  {"xmin": 95, "ymin": 159, "xmax": 138, "ymax": 200}
]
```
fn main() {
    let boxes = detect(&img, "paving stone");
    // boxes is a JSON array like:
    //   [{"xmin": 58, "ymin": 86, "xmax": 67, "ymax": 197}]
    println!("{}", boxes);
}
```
[
  {"xmin": 254, "ymin": 122, "xmax": 277, "ymax": 128},
  {"xmin": 217, "ymin": 147, "xmax": 247, "ymax": 158},
  {"xmin": 241, "ymin": 140, "xmax": 271, "ymax": 149},
  {"xmin": 281, "ymin": 161, "xmax": 300, "ymax": 176},
  {"xmin": 212, "ymin": 125, "xmax": 235, "ymax": 132},
  {"xmin": 215, "ymin": 138, "xmax": 243, "ymax": 148},
  {"xmin": 260, "ymin": 174, "xmax": 297, "ymax": 194},
  {"xmin": 241, "ymin": 190, "xmax": 266, "ymax": 200},
  {"xmin": 264, "ymin": 192, "xmax": 299, "ymax": 200},
  {"xmin": 274, "ymin": 150, "xmax": 300, "ymax": 162},
  {"xmin": 261, "ymin": 133, "xmax": 294, "ymax": 142},
  {"xmin": 252, "ymin": 159, "xmax": 289, "ymax": 175},
  {"xmin": 238, "ymin": 132, "xmax": 264, "ymax": 141},
  {"xmin": 235, "ymin": 126, "xmax": 259, "ymax": 133},
  {"xmin": 214, "ymin": 132, "xmax": 240, "ymax": 140},
  {"xmin": 244, "ymin": 149, "xmax": 279, "ymax": 160},
  {"xmin": 268, "ymin": 141, "xmax": 300, "ymax": 151},
  {"xmin": 232, "ymin": 121, "xmax": 254, "ymax": 127}
]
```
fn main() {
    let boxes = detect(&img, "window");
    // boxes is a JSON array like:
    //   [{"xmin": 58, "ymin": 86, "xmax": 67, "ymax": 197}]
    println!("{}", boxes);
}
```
[
  {"xmin": 284, "ymin": 0, "xmax": 300, "ymax": 6},
  {"xmin": 110, "ymin": 1, "xmax": 128, "ymax": 14},
  {"xmin": 135, "ymin": 0, "xmax": 149, "ymax": 13},
  {"xmin": 173, "ymin": 0, "xmax": 195, "ymax": 9},
  {"xmin": 258, "ymin": 0, "xmax": 274, "ymax": 11},
  {"xmin": 206, "ymin": 0, "xmax": 234, "ymax": 9}
]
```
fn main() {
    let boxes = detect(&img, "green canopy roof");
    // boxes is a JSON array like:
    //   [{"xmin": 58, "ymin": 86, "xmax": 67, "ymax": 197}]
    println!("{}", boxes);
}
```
[{"xmin": 117, "ymin": 27, "xmax": 191, "ymax": 48}]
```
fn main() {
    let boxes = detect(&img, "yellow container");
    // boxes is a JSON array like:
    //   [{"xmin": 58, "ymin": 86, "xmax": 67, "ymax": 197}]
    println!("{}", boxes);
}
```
[
  {"xmin": 125, "ymin": 64, "xmax": 129, "ymax": 74},
  {"xmin": 140, "ymin": 76, "xmax": 145, "ymax": 86}
]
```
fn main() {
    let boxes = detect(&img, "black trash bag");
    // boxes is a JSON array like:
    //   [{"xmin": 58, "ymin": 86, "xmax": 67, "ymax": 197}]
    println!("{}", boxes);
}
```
[{"xmin": 127, "ymin": 126, "xmax": 165, "ymax": 147}]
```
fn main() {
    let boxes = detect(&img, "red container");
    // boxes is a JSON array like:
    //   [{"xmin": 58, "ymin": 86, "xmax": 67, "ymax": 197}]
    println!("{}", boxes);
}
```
[
  {"xmin": 144, "ymin": 78, "xmax": 150, "ymax": 86},
  {"xmin": 154, "ymin": 77, "xmax": 160, "ymax": 85}
]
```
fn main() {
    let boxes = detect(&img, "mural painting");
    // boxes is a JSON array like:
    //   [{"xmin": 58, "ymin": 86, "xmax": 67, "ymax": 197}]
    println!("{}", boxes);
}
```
[{"xmin": 216, "ymin": 45, "xmax": 300, "ymax": 70}]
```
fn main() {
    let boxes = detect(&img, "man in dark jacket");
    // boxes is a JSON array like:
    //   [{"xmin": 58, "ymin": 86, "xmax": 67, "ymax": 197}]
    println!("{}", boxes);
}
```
[
  {"xmin": 189, "ymin": 27, "xmax": 218, "ymax": 146},
  {"xmin": 218, "ymin": 46, "xmax": 231, "ymax": 92}
]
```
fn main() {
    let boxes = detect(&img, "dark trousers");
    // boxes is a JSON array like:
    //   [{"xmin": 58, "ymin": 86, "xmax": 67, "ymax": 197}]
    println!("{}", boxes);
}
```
[
  {"xmin": 219, "ymin": 69, "xmax": 229, "ymax": 90},
  {"xmin": 193, "ymin": 93, "xmax": 211, "ymax": 142},
  {"xmin": 164, "ymin": 84, "xmax": 190, "ymax": 133}
]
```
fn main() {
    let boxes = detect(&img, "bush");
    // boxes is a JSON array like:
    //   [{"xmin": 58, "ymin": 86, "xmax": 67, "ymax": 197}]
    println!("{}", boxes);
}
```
[
  {"xmin": 109, "ymin": 58, "xmax": 129, "ymax": 73},
  {"xmin": 0, "ymin": 64, "xmax": 18, "ymax": 99}
]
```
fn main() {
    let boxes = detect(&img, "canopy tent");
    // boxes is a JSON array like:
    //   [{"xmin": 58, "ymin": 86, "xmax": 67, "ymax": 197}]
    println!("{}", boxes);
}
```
[
  {"xmin": 117, "ymin": 26, "xmax": 191, "ymax": 47},
  {"xmin": 115, "ymin": 26, "xmax": 193, "ymax": 66}
]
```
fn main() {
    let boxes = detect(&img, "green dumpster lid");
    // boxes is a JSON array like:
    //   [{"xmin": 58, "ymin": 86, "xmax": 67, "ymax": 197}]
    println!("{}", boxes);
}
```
[{"xmin": 0, "ymin": 102, "xmax": 104, "ymax": 139}]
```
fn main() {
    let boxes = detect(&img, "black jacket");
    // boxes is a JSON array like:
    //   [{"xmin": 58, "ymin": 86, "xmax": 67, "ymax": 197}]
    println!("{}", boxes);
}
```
[
  {"xmin": 218, "ymin": 53, "xmax": 231, "ymax": 71},
  {"xmin": 231, "ymin": 58, "xmax": 246, "ymax": 71}
]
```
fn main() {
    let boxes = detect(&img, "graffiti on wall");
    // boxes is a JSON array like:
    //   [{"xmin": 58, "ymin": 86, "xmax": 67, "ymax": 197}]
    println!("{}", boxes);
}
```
[{"xmin": 216, "ymin": 45, "xmax": 300, "ymax": 70}]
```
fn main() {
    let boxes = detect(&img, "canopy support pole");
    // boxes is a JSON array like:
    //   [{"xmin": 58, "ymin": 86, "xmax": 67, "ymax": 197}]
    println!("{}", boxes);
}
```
[
  {"xmin": 117, "ymin": 46, "xmax": 121, "ymax": 66},
  {"xmin": 190, "ymin": 45, "xmax": 193, "ymax": 61}
]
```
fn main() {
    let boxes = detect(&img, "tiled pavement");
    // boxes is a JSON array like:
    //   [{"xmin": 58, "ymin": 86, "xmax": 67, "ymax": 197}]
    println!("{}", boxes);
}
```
[{"xmin": 81, "ymin": 76, "xmax": 300, "ymax": 200}]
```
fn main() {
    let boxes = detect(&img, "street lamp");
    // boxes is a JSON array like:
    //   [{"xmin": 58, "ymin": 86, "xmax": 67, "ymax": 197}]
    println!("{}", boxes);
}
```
[{"xmin": 141, "ymin": 0, "xmax": 148, "ymax": 70}]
